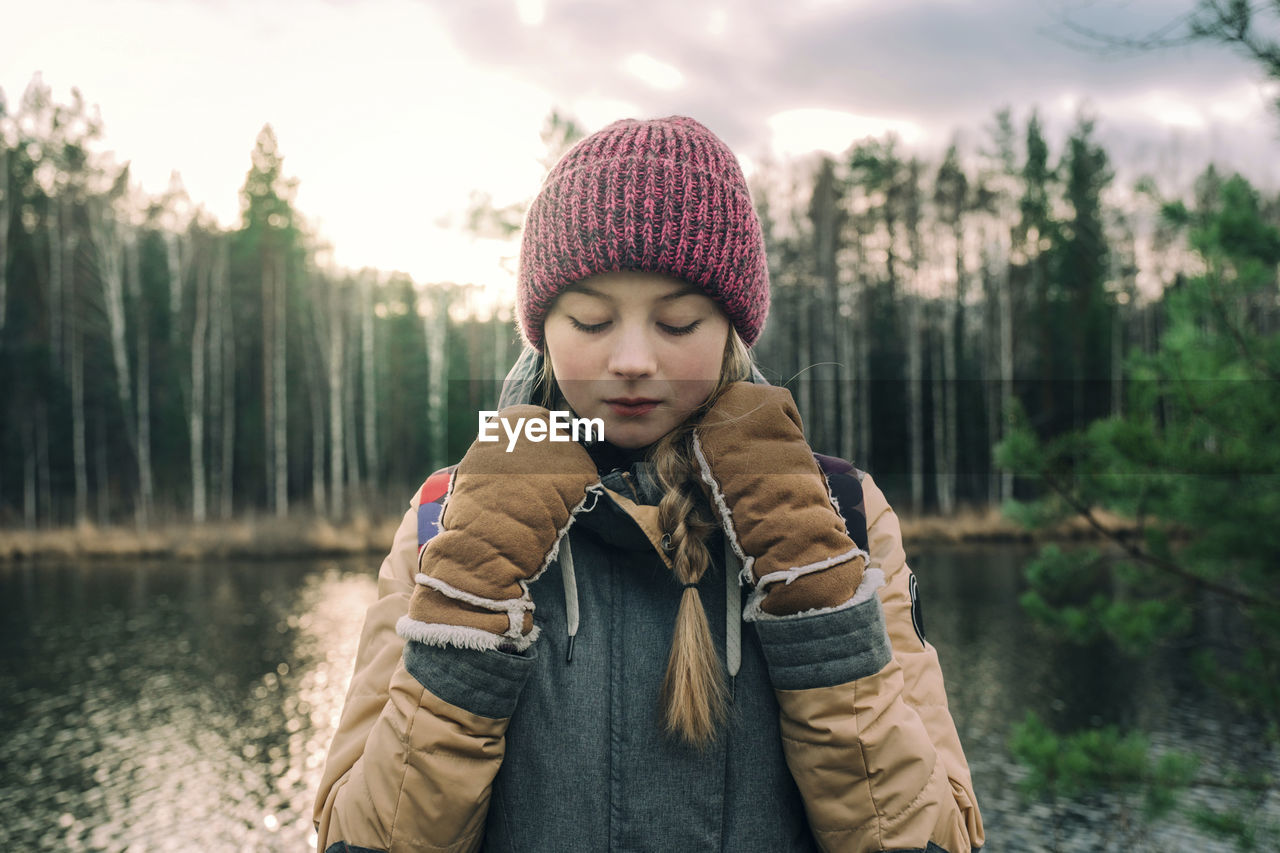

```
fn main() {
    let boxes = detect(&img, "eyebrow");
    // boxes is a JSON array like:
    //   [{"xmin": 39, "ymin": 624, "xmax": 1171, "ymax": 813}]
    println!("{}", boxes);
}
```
[{"xmin": 564, "ymin": 283, "xmax": 702, "ymax": 302}]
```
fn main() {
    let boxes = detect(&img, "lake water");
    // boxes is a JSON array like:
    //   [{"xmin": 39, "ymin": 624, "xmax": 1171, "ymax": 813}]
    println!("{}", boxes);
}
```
[{"xmin": 1, "ymin": 546, "xmax": 1276, "ymax": 851}]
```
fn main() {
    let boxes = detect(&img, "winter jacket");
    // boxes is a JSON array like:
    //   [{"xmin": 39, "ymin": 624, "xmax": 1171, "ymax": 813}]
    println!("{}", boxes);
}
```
[{"xmin": 313, "ymin": 351, "xmax": 985, "ymax": 852}]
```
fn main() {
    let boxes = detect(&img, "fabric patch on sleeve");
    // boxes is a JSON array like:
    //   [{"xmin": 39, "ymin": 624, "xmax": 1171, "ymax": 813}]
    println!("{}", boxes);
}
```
[
  {"xmin": 909, "ymin": 571, "xmax": 927, "ymax": 647},
  {"xmin": 814, "ymin": 454, "xmax": 869, "ymax": 553},
  {"xmin": 417, "ymin": 466, "xmax": 455, "ymax": 553}
]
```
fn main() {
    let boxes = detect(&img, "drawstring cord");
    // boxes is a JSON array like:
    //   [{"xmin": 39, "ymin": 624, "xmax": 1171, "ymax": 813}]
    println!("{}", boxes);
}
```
[
  {"xmin": 559, "ymin": 519, "xmax": 745, "ymax": 688},
  {"xmin": 725, "ymin": 538, "xmax": 741, "ymax": 686},
  {"xmin": 561, "ymin": 536, "xmax": 579, "ymax": 663}
]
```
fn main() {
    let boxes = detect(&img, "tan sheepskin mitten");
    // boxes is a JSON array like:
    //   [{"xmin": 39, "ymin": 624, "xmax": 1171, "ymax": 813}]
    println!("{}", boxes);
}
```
[
  {"xmin": 692, "ymin": 383, "xmax": 880, "ymax": 619},
  {"xmin": 397, "ymin": 405, "xmax": 603, "ymax": 652}
]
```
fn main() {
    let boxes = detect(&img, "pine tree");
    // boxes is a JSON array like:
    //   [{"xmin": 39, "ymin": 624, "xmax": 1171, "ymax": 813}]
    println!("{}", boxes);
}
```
[{"xmin": 998, "ymin": 168, "xmax": 1280, "ymax": 842}]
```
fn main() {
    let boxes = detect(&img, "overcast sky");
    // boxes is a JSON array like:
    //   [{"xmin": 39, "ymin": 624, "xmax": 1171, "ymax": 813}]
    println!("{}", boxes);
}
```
[{"xmin": 4, "ymin": 0, "xmax": 1278, "ymax": 294}]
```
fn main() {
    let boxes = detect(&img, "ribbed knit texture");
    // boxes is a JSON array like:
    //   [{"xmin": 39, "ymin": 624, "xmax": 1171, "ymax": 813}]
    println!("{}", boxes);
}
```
[{"xmin": 517, "ymin": 116, "xmax": 770, "ymax": 350}]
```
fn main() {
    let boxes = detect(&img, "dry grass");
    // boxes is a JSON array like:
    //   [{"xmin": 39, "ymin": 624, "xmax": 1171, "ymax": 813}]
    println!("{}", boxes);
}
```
[
  {"xmin": 898, "ymin": 505, "xmax": 1138, "ymax": 545},
  {"xmin": 0, "ymin": 515, "xmax": 404, "ymax": 562},
  {"xmin": 0, "ymin": 505, "xmax": 1139, "ymax": 562}
]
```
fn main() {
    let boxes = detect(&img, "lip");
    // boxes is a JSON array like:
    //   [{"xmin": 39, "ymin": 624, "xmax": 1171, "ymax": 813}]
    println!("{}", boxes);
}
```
[
  {"xmin": 605, "ymin": 398, "xmax": 661, "ymax": 417},
  {"xmin": 605, "ymin": 397, "xmax": 662, "ymax": 406}
]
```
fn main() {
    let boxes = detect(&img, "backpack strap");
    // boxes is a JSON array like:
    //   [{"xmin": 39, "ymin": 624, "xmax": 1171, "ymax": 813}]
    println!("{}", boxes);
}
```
[
  {"xmin": 812, "ymin": 452, "xmax": 870, "ymax": 553},
  {"xmin": 416, "ymin": 465, "xmax": 457, "ymax": 554}
]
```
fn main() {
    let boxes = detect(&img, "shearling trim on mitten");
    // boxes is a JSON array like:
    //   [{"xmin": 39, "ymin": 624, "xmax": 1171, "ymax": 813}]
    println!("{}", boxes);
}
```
[
  {"xmin": 693, "ymin": 430, "xmax": 865, "ymax": 594},
  {"xmin": 691, "ymin": 430, "xmax": 756, "ymax": 584},
  {"xmin": 742, "ymin": 567, "xmax": 885, "ymax": 623},
  {"xmin": 396, "ymin": 613, "xmax": 543, "ymax": 653}
]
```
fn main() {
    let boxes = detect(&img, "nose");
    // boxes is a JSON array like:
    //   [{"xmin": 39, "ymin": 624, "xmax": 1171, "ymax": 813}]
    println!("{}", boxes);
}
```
[{"xmin": 607, "ymin": 323, "xmax": 657, "ymax": 379}]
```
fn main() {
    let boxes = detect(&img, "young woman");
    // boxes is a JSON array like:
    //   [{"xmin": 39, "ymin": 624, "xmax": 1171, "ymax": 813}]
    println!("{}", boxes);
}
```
[{"xmin": 314, "ymin": 116, "xmax": 985, "ymax": 852}]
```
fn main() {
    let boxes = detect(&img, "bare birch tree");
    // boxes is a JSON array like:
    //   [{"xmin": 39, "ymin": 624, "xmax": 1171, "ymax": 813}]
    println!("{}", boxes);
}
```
[
  {"xmin": 903, "ymin": 159, "xmax": 928, "ymax": 515},
  {"xmin": 327, "ymin": 270, "xmax": 345, "ymax": 519},
  {"xmin": 189, "ymin": 235, "xmax": 211, "ymax": 522},
  {"xmin": 125, "ymin": 230, "xmax": 154, "ymax": 525},
  {"xmin": 0, "ymin": 118, "xmax": 10, "ymax": 334},
  {"xmin": 67, "ymin": 208, "xmax": 87, "ymax": 526},
  {"xmin": 344, "ymin": 308, "xmax": 362, "ymax": 508},
  {"xmin": 273, "ymin": 249, "xmax": 288, "ymax": 517},
  {"xmin": 218, "ymin": 239, "xmax": 235, "ymax": 520},
  {"xmin": 362, "ymin": 270, "xmax": 379, "ymax": 492},
  {"xmin": 426, "ymin": 284, "xmax": 449, "ymax": 470},
  {"xmin": 89, "ymin": 183, "xmax": 139, "ymax": 500},
  {"xmin": 303, "ymin": 269, "xmax": 327, "ymax": 516},
  {"xmin": 207, "ymin": 234, "xmax": 226, "ymax": 516},
  {"xmin": 48, "ymin": 191, "xmax": 64, "ymax": 375}
]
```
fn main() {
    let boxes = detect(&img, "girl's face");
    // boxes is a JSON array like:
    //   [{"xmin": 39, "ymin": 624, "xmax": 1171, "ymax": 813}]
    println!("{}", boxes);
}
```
[{"xmin": 543, "ymin": 271, "xmax": 731, "ymax": 450}]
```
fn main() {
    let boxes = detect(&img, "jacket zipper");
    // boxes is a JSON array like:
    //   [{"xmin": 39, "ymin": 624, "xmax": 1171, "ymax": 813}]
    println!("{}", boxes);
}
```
[{"xmin": 618, "ymin": 470, "xmax": 640, "ymax": 502}]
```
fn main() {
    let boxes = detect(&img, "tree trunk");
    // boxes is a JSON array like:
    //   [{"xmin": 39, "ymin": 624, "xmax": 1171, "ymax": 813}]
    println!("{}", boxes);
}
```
[
  {"xmin": 305, "ymin": 283, "xmax": 327, "ymax": 516},
  {"xmin": 931, "ymin": 308, "xmax": 946, "ymax": 515},
  {"xmin": 812, "ymin": 160, "xmax": 841, "ymax": 453},
  {"xmin": 274, "ymin": 250, "xmax": 288, "ymax": 517},
  {"xmin": 95, "ymin": 415, "xmax": 109, "ymax": 524},
  {"xmin": 328, "ymin": 273, "xmax": 345, "ymax": 519},
  {"xmin": 126, "ymin": 233, "xmax": 154, "ymax": 527},
  {"xmin": 980, "ymin": 233, "xmax": 1001, "ymax": 506},
  {"xmin": 70, "ymin": 232, "xmax": 88, "ymax": 527},
  {"xmin": 361, "ymin": 271, "xmax": 378, "ymax": 493},
  {"xmin": 190, "ymin": 241, "xmax": 210, "ymax": 522},
  {"xmin": 219, "ymin": 246, "xmax": 235, "ymax": 521},
  {"xmin": 94, "ymin": 205, "xmax": 138, "ymax": 464},
  {"xmin": 37, "ymin": 401, "xmax": 53, "ymax": 525},
  {"xmin": 0, "ymin": 143, "xmax": 9, "ymax": 334},
  {"xmin": 797, "ymin": 279, "xmax": 812, "ymax": 430},
  {"xmin": 309, "ymin": 354, "xmax": 327, "ymax": 516},
  {"xmin": 426, "ymin": 286, "xmax": 449, "ymax": 470},
  {"xmin": 856, "ymin": 276, "xmax": 871, "ymax": 468},
  {"xmin": 836, "ymin": 277, "xmax": 854, "ymax": 462},
  {"xmin": 344, "ymin": 312, "xmax": 362, "ymax": 508},
  {"xmin": 23, "ymin": 416, "xmax": 36, "ymax": 530},
  {"xmin": 907, "ymin": 293, "xmax": 924, "ymax": 514},
  {"xmin": 263, "ymin": 247, "xmax": 276, "ymax": 513},
  {"xmin": 1000, "ymin": 242, "xmax": 1014, "ymax": 504},
  {"xmin": 207, "ymin": 238, "xmax": 224, "ymax": 516},
  {"xmin": 935, "ymin": 297, "xmax": 957, "ymax": 516},
  {"xmin": 945, "ymin": 226, "xmax": 964, "ymax": 513},
  {"xmin": 48, "ymin": 196, "xmax": 63, "ymax": 373},
  {"xmin": 823, "ymin": 287, "xmax": 839, "ymax": 455},
  {"xmin": 165, "ymin": 230, "xmax": 185, "ymax": 354},
  {"xmin": 1111, "ymin": 288, "xmax": 1124, "ymax": 418}
]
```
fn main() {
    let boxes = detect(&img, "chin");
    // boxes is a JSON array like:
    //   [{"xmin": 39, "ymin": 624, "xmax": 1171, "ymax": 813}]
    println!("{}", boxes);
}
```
[{"xmin": 601, "ymin": 422, "xmax": 666, "ymax": 450}]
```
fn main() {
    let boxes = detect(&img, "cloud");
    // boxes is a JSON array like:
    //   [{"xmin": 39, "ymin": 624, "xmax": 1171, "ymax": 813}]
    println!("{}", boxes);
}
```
[{"xmin": 430, "ymin": 0, "xmax": 1273, "ymax": 162}]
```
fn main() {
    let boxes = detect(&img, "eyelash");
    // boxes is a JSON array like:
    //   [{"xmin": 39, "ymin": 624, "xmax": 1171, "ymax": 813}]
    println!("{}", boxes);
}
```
[{"xmin": 568, "ymin": 318, "xmax": 702, "ymax": 336}]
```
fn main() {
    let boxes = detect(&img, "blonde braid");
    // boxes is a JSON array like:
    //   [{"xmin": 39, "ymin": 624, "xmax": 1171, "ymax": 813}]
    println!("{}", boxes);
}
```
[
  {"xmin": 651, "ymin": 330, "xmax": 754, "ymax": 748},
  {"xmin": 653, "ymin": 425, "xmax": 725, "ymax": 747}
]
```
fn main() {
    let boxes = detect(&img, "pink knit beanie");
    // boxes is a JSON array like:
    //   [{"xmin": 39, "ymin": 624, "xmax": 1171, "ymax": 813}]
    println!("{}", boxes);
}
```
[{"xmin": 517, "ymin": 116, "xmax": 770, "ymax": 350}]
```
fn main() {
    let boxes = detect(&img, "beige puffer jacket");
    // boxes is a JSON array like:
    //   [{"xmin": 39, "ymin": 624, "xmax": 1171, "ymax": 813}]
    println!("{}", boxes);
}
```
[{"xmin": 313, "ymin": 469, "xmax": 984, "ymax": 852}]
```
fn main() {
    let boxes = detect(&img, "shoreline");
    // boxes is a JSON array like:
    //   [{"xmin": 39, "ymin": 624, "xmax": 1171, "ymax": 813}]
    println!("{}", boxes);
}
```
[{"xmin": 0, "ymin": 507, "xmax": 1139, "ymax": 563}]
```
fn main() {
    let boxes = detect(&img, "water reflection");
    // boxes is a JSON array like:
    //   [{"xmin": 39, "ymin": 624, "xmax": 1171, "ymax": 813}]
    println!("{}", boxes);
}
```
[
  {"xmin": 1, "ymin": 549, "xmax": 1276, "ymax": 851},
  {"xmin": 0, "ymin": 559, "xmax": 376, "ymax": 851},
  {"xmin": 917, "ymin": 545, "xmax": 1279, "ymax": 852}
]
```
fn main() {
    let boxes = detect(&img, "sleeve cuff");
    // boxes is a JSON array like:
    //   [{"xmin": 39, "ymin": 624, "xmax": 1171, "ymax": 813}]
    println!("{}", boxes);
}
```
[
  {"xmin": 402, "ymin": 639, "xmax": 536, "ymax": 719},
  {"xmin": 752, "ymin": 593, "xmax": 893, "ymax": 690}
]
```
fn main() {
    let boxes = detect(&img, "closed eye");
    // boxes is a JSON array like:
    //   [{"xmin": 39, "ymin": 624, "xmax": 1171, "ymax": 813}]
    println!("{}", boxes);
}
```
[
  {"xmin": 569, "ymin": 317, "xmax": 610, "ymax": 334},
  {"xmin": 660, "ymin": 320, "xmax": 702, "ymax": 336}
]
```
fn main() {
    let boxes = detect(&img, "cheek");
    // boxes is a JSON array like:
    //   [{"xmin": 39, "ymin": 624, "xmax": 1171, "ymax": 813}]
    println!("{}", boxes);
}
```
[
  {"xmin": 545, "ymin": 332, "xmax": 598, "ymax": 382},
  {"xmin": 666, "ymin": 336, "xmax": 726, "ymax": 404}
]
